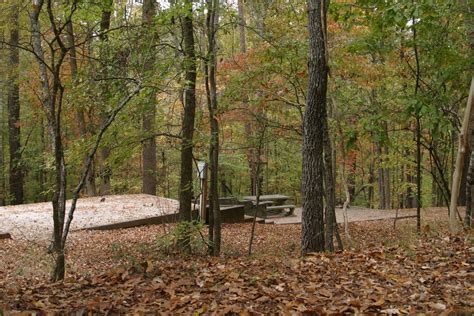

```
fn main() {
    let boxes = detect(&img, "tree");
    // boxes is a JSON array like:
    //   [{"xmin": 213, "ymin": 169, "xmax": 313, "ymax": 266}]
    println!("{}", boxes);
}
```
[
  {"xmin": 178, "ymin": 0, "xmax": 197, "ymax": 251},
  {"xmin": 28, "ymin": 0, "xmax": 141, "ymax": 281},
  {"xmin": 142, "ymin": 0, "xmax": 157, "ymax": 196},
  {"xmin": 301, "ymin": 0, "xmax": 327, "ymax": 254},
  {"xmin": 98, "ymin": 0, "xmax": 113, "ymax": 196},
  {"xmin": 0, "ymin": 24, "xmax": 6, "ymax": 206},
  {"xmin": 7, "ymin": 0, "xmax": 23, "ymax": 205},
  {"xmin": 205, "ymin": 0, "xmax": 221, "ymax": 256}
]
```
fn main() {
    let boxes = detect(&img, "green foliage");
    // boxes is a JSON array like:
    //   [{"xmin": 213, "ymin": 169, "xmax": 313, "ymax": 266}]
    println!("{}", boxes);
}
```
[{"xmin": 156, "ymin": 221, "xmax": 207, "ymax": 254}]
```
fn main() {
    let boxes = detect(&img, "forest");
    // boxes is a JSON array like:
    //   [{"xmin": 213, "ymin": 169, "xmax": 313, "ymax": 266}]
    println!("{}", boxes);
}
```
[{"xmin": 0, "ymin": 0, "xmax": 473, "ymax": 313}]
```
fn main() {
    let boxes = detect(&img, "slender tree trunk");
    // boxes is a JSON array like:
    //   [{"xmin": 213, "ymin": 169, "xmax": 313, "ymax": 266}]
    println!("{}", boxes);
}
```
[
  {"xmin": 383, "ymin": 152, "xmax": 391, "ymax": 208},
  {"xmin": 178, "ymin": 0, "xmax": 197, "ymax": 251},
  {"xmin": 206, "ymin": 0, "xmax": 221, "ymax": 256},
  {"xmin": 376, "ymin": 143, "xmax": 386, "ymax": 209},
  {"xmin": 466, "ymin": 139, "xmax": 474, "ymax": 227},
  {"xmin": 302, "ymin": 0, "xmax": 327, "ymax": 254},
  {"xmin": 237, "ymin": 0, "xmax": 246, "ymax": 53},
  {"xmin": 142, "ymin": 0, "xmax": 157, "ymax": 196},
  {"xmin": 412, "ymin": 13, "xmax": 422, "ymax": 233},
  {"xmin": 7, "ymin": 2, "xmax": 23, "ymax": 205},
  {"xmin": 98, "ymin": 4, "xmax": 112, "ymax": 196},
  {"xmin": 30, "ymin": 0, "xmax": 68, "ymax": 281},
  {"xmin": 0, "ymin": 29, "xmax": 6, "ymax": 206},
  {"xmin": 367, "ymin": 154, "xmax": 374, "ymax": 208},
  {"xmin": 461, "ymin": 0, "xmax": 474, "ymax": 227},
  {"xmin": 238, "ymin": 0, "xmax": 256, "ymax": 196}
]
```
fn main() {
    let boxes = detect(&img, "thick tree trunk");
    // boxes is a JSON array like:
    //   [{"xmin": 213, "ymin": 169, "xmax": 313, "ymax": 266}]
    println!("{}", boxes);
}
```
[
  {"xmin": 302, "ymin": 0, "xmax": 327, "ymax": 254},
  {"xmin": 206, "ymin": 0, "xmax": 221, "ymax": 256},
  {"xmin": 7, "ymin": 3, "xmax": 23, "ymax": 205},
  {"xmin": 178, "ymin": 0, "xmax": 197, "ymax": 251},
  {"xmin": 142, "ymin": 0, "xmax": 157, "ymax": 196}
]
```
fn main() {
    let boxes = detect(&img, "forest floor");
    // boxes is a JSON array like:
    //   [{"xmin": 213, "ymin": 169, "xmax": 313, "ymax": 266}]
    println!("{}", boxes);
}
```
[{"xmin": 0, "ymin": 206, "xmax": 473, "ymax": 314}]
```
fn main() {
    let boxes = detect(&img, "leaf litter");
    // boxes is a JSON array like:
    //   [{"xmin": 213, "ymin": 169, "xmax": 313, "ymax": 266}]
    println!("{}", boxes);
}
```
[{"xmin": 0, "ymin": 208, "xmax": 473, "ymax": 314}]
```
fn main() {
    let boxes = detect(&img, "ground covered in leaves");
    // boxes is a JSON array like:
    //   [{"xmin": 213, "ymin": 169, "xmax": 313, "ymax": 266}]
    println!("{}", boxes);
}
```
[{"xmin": 1, "ymin": 208, "xmax": 473, "ymax": 314}]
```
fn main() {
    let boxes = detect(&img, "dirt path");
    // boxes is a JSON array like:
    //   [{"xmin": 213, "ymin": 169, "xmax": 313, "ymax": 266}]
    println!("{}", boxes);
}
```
[
  {"xmin": 0, "ymin": 194, "xmax": 178, "ymax": 240},
  {"xmin": 268, "ymin": 206, "xmax": 420, "ymax": 225}
]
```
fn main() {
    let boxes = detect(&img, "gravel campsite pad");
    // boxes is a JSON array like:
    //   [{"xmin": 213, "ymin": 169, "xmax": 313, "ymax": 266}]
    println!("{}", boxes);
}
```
[{"xmin": 0, "ymin": 194, "xmax": 178, "ymax": 240}]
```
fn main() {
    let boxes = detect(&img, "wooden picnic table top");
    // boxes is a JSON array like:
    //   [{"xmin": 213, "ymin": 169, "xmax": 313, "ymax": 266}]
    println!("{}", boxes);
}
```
[{"xmin": 242, "ymin": 194, "xmax": 290, "ymax": 202}]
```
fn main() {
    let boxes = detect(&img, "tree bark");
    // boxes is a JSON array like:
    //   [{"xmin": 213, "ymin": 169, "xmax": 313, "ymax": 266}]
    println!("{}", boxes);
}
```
[
  {"xmin": 142, "ymin": 0, "xmax": 157, "ymax": 196},
  {"xmin": 466, "ymin": 139, "xmax": 474, "ymax": 227},
  {"xmin": 461, "ymin": 0, "xmax": 474, "ymax": 227},
  {"xmin": 323, "ymin": 113, "xmax": 336, "ymax": 251},
  {"xmin": 205, "ymin": 0, "xmax": 221, "ymax": 256},
  {"xmin": 302, "ymin": 0, "xmax": 327, "ymax": 254},
  {"xmin": 237, "ymin": 0, "xmax": 246, "ymax": 53},
  {"xmin": 98, "ymin": 3, "xmax": 112, "ymax": 196},
  {"xmin": 178, "ymin": 0, "xmax": 197, "ymax": 252},
  {"xmin": 30, "ymin": 0, "xmax": 68, "ymax": 281},
  {"xmin": 0, "ymin": 28, "xmax": 6, "ymax": 206},
  {"xmin": 7, "ymin": 2, "xmax": 23, "ymax": 205}
]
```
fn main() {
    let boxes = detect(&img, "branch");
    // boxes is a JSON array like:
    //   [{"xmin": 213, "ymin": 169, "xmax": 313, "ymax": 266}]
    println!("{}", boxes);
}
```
[{"xmin": 61, "ymin": 83, "xmax": 142, "ymax": 246}]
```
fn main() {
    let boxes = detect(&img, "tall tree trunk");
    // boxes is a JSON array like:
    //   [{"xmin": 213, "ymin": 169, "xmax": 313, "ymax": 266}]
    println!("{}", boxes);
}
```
[
  {"xmin": 65, "ymin": 12, "xmax": 96, "ymax": 197},
  {"xmin": 7, "ymin": 2, "xmax": 23, "ymax": 205},
  {"xmin": 0, "ymin": 29, "xmax": 6, "ymax": 206},
  {"xmin": 466, "ymin": 135, "xmax": 474, "ymax": 227},
  {"xmin": 142, "ymin": 0, "xmax": 157, "ymax": 196},
  {"xmin": 238, "ymin": 0, "xmax": 256, "ymax": 196},
  {"xmin": 376, "ymin": 142, "xmax": 386, "ymax": 209},
  {"xmin": 237, "ymin": 0, "xmax": 246, "ymax": 53},
  {"xmin": 206, "ymin": 0, "xmax": 221, "ymax": 256},
  {"xmin": 178, "ymin": 0, "xmax": 197, "ymax": 251},
  {"xmin": 367, "ymin": 153, "xmax": 375, "ymax": 208},
  {"xmin": 98, "ymin": 3, "xmax": 112, "ymax": 196},
  {"xmin": 30, "ymin": 0, "xmax": 68, "ymax": 281},
  {"xmin": 405, "ymin": 150, "xmax": 415, "ymax": 208},
  {"xmin": 412, "ymin": 13, "xmax": 422, "ymax": 233},
  {"xmin": 302, "ymin": 0, "xmax": 327, "ymax": 254},
  {"xmin": 461, "ymin": 0, "xmax": 474, "ymax": 227},
  {"xmin": 383, "ymin": 141, "xmax": 391, "ymax": 208},
  {"xmin": 323, "ymin": 3, "xmax": 340, "ymax": 251}
]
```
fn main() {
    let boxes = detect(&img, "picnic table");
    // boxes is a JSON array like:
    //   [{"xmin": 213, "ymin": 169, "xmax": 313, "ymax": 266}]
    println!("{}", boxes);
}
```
[
  {"xmin": 242, "ymin": 194, "xmax": 295, "ymax": 216},
  {"xmin": 242, "ymin": 194, "xmax": 290, "ymax": 206}
]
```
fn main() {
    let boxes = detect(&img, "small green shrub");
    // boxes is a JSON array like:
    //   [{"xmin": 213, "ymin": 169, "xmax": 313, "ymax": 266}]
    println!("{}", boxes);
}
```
[{"xmin": 156, "ymin": 221, "xmax": 208, "ymax": 254}]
